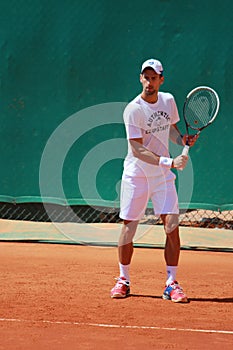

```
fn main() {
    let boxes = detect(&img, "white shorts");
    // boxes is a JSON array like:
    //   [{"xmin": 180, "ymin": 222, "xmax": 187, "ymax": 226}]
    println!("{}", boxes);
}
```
[{"xmin": 120, "ymin": 172, "xmax": 179, "ymax": 221}]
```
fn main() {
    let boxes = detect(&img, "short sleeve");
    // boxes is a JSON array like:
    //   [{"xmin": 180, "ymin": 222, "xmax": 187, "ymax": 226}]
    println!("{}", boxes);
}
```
[
  {"xmin": 123, "ymin": 103, "xmax": 143, "ymax": 139},
  {"xmin": 170, "ymin": 96, "xmax": 180, "ymax": 124}
]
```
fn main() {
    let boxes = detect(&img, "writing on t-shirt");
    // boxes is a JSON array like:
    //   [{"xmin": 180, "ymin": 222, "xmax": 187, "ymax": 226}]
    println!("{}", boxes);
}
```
[
  {"xmin": 145, "ymin": 124, "xmax": 169, "ymax": 134},
  {"xmin": 147, "ymin": 110, "xmax": 170, "ymax": 127},
  {"xmin": 146, "ymin": 110, "xmax": 170, "ymax": 134}
]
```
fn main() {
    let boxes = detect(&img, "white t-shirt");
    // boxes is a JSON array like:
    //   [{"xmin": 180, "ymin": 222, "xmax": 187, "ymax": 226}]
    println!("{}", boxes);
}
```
[{"xmin": 123, "ymin": 92, "xmax": 180, "ymax": 177}]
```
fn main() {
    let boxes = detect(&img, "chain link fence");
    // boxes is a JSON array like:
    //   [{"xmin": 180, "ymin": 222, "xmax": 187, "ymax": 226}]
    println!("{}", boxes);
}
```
[{"xmin": 0, "ymin": 202, "xmax": 232, "ymax": 230}]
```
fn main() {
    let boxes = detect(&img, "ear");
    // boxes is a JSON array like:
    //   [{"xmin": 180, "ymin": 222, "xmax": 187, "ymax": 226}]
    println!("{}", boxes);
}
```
[
  {"xmin": 160, "ymin": 76, "xmax": 165, "ymax": 85},
  {"xmin": 139, "ymin": 74, "xmax": 143, "ymax": 83}
]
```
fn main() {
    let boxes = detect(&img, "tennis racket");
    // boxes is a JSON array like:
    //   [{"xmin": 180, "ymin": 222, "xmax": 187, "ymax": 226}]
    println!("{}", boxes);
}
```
[{"xmin": 182, "ymin": 86, "xmax": 220, "ymax": 156}]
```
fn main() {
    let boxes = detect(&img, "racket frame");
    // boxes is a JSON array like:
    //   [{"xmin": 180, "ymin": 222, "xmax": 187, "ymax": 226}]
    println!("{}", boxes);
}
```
[
  {"xmin": 183, "ymin": 85, "xmax": 220, "ymax": 132},
  {"xmin": 182, "ymin": 86, "xmax": 220, "ymax": 156}
]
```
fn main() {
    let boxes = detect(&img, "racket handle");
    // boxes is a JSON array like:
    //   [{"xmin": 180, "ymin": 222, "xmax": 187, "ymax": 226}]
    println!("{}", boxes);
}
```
[
  {"xmin": 182, "ymin": 145, "xmax": 190, "ymax": 156},
  {"xmin": 180, "ymin": 145, "xmax": 190, "ymax": 171}
]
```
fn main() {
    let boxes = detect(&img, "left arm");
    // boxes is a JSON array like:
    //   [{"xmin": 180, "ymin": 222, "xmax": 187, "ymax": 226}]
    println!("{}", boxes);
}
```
[
  {"xmin": 169, "ymin": 124, "xmax": 199, "ymax": 147},
  {"xmin": 169, "ymin": 124, "xmax": 184, "ymax": 146}
]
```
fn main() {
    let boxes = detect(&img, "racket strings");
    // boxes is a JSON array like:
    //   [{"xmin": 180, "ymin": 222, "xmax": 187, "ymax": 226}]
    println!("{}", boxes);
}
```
[{"xmin": 184, "ymin": 90, "xmax": 218, "ymax": 129}]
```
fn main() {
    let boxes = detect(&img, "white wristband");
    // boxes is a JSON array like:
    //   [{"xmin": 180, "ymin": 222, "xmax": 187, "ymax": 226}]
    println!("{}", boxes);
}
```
[{"xmin": 159, "ymin": 156, "xmax": 173, "ymax": 168}]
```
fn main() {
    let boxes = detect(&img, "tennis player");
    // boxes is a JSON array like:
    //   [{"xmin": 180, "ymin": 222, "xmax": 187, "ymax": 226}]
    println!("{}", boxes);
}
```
[{"xmin": 110, "ymin": 58, "xmax": 198, "ymax": 302}]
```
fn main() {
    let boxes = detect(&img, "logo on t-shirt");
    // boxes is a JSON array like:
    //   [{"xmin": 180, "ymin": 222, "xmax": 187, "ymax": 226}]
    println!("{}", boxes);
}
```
[
  {"xmin": 145, "ymin": 111, "xmax": 170, "ymax": 134},
  {"xmin": 147, "ymin": 110, "xmax": 170, "ymax": 128}
]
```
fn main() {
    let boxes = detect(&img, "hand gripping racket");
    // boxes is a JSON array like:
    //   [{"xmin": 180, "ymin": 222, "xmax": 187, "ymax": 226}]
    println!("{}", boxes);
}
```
[{"xmin": 182, "ymin": 86, "xmax": 220, "ymax": 156}]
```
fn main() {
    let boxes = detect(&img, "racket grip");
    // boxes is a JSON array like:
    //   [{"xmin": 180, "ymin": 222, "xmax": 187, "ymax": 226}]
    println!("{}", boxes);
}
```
[
  {"xmin": 182, "ymin": 145, "xmax": 190, "ymax": 156},
  {"xmin": 180, "ymin": 145, "xmax": 190, "ymax": 171}
]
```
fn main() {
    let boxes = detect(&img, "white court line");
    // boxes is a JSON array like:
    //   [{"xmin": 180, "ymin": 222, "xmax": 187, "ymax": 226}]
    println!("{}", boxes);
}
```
[{"xmin": 0, "ymin": 317, "xmax": 233, "ymax": 335}]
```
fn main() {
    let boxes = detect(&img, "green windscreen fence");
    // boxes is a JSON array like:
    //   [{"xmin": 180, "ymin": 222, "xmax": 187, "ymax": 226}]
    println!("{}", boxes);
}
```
[{"xmin": 0, "ymin": 0, "xmax": 232, "ymax": 213}]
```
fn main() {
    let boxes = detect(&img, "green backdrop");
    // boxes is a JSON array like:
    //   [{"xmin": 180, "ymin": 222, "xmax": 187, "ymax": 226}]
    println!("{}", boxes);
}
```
[{"xmin": 0, "ymin": 0, "xmax": 232, "ymax": 210}]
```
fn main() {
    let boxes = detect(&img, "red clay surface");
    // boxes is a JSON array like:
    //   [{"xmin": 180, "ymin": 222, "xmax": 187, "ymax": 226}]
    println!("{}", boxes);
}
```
[{"xmin": 0, "ymin": 242, "xmax": 233, "ymax": 349}]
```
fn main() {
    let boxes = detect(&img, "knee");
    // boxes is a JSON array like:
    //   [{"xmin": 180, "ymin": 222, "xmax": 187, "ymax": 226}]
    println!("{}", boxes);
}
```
[
  {"xmin": 120, "ymin": 220, "xmax": 138, "ymax": 240},
  {"xmin": 163, "ymin": 215, "xmax": 179, "ymax": 234}
]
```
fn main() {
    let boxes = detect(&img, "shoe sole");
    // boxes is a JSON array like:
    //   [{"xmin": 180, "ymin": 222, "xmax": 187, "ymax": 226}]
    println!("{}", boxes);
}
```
[
  {"xmin": 111, "ymin": 289, "xmax": 130, "ymax": 299},
  {"xmin": 171, "ymin": 296, "xmax": 188, "ymax": 303},
  {"xmin": 111, "ymin": 293, "xmax": 127, "ymax": 298},
  {"xmin": 162, "ymin": 294, "xmax": 188, "ymax": 303}
]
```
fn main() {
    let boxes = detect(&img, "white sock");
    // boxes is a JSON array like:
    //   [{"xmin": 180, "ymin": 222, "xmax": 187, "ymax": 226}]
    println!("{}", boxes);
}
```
[
  {"xmin": 119, "ymin": 263, "xmax": 130, "ymax": 282},
  {"xmin": 166, "ymin": 266, "xmax": 178, "ymax": 286}
]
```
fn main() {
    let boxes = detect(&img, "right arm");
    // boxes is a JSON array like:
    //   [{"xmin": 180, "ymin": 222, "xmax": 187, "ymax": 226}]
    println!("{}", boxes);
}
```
[
  {"xmin": 129, "ymin": 138, "xmax": 188, "ymax": 169},
  {"xmin": 129, "ymin": 138, "xmax": 160, "ymax": 165}
]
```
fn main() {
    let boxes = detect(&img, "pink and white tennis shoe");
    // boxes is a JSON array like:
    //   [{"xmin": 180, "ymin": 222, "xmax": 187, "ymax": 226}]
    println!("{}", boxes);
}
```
[
  {"xmin": 163, "ymin": 281, "xmax": 188, "ymax": 303},
  {"xmin": 110, "ymin": 277, "xmax": 130, "ymax": 298}
]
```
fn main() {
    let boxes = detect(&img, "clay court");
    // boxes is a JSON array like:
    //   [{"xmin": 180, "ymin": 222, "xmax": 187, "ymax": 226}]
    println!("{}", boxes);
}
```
[
  {"xmin": 1, "ymin": 1, "xmax": 232, "ymax": 349},
  {"xmin": 0, "ymin": 220, "xmax": 233, "ymax": 349}
]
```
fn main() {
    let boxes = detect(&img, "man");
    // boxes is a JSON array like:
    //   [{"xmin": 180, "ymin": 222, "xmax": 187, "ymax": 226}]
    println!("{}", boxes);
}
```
[{"xmin": 110, "ymin": 58, "xmax": 198, "ymax": 302}]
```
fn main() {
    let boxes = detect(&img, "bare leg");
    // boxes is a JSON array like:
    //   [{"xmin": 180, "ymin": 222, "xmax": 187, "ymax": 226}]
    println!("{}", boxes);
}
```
[
  {"xmin": 160, "ymin": 214, "xmax": 188, "ymax": 302},
  {"xmin": 161, "ymin": 214, "xmax": 180, "ymax": 266},
  {"xmin": 110, "ymin": 220, "xmax": 139, "ymax": 298},
  {"xmin": 118, "ymin": 220, "xmax": 139, "ymax": 265}
]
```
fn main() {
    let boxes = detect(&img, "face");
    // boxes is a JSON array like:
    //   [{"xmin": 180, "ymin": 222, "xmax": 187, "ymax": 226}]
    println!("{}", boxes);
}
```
[{"xmin": 140, "ymin": 68, "xmax": 164, "ymax": 96}]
